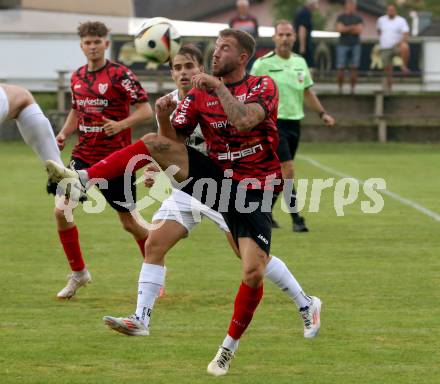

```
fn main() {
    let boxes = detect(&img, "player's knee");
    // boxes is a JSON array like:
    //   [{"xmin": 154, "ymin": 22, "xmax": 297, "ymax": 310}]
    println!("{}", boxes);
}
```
[
  {"xmin": 54, "ymin": 206, "xmax": 73, "ymax": 225},
  {"xmin": 120, "ymin": 218, "xmax": 136, "ymax": 234},
  {"xmin": 141, "ymin": 132, "xmax": 171, "ymax": 154},
  {"xmin": 54, "ymin": 206, "xmax": 65, "ymax": 219},
  {"xmin": 16, "ymin": 87, "xmax": 35, "ymax": 111},
  {"xmin": 242, "ymin": 265, "xmax": 265, "ymax": 287},
  {"xmin": 141, "ymin": 132, "xmax": 159, "ymax": 144}
]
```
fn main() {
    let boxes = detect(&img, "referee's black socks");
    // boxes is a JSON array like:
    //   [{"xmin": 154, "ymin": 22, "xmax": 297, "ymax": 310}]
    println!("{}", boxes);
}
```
[{"xmin": 272, "ymin": 186, "xmax": 302, "ymax": 224}]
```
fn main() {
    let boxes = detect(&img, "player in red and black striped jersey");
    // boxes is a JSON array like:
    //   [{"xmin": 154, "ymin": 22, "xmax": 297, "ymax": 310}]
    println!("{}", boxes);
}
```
[
  {"xmin": 69, "ymin": 60, "xmax": 148, "ymax": 164},
  {"xmin": 46, "ymin": 29, "xmax": 320, "ymax": 375},
  {"xmin": 102, "ymin": 45, "xmax": 320, "ymax": 346},
  {"xmin": 53, "ymin": 21, "xmax": 153, "ymax": 299},
  {"xmin": 172, "ymin": 72, "xmax": 281, "ymax": 189}
]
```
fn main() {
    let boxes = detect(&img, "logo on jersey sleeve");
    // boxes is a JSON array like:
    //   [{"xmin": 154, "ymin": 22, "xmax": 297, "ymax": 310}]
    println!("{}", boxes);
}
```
[
  {"xmin": 174, "ymin": 95, "xmax": 193, "ymax": 125},
  {"xmin": 98, "ymin": 83, "xmax": 108, "ymax": 95}
]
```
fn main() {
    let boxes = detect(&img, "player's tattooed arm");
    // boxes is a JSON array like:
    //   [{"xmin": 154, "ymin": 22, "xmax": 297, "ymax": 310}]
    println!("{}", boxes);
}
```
[
  {"xmin": 214, "ymin": 83, "xmax": 265, "ymax": 132},
  {"xmin": 191, "ymin": 73, "xmax": 265, "ymax": 132}
]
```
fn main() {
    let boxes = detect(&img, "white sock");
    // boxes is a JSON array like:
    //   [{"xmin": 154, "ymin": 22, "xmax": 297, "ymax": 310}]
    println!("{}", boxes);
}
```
[
  {"xmin": 265, "ymin": 255, "xmax": 311, "ymax": 309},
  {"xmin": 157, "ymin": 266, "xmax": 167, "ymax": 297},
  {"xmin": 222, "ymin": 334, "xmax": 239, "ymax": 352},
  {"xmin": 135, "ymin": 263, "xmax": 166, "ymax": 328},
  {"xmin": 16, "ymin": 103, "xmax": 63, "ymax": 165}
]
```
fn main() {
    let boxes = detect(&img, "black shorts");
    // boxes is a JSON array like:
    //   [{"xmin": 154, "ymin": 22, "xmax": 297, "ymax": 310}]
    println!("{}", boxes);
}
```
[
  {"xmin": 276, "ymin": 119, "xmax": 301, "ymax": 162},
  {"xmin": 70, "ymin": 157, "xmax": 136, "ymax": 212},
  {"xmin": 180, "ymin": 146, "xmax": 272, "ymax": 254}
]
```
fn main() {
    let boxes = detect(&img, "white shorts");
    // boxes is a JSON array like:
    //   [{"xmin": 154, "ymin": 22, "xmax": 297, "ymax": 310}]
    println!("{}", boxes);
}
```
[
  {"xmin": 152, "ymin": 188, "xmax": 230, "ymax": 233},
  {"xmin": 0, "ymin": 86, "xmax": 9, "ymax": 124}
]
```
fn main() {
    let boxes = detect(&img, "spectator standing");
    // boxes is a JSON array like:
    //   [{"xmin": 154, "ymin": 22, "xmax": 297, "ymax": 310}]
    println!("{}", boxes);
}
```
[
  {"xmin": 336, "ymin": 0, "xmax": 363, "ymax": 94},
  {"xmin": 293, "ymin": 0, "xmax": 319, "ymax": 69},
  {"xmin": 377, "ymin": 3, "xmax": 410, "ymax": 92},
  {"xmin": 229, "ymin": 0, "xmax": 259, "ymax": 38}
]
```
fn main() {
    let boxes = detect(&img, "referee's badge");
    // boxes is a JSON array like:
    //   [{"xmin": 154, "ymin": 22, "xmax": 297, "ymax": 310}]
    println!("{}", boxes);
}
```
[
  {"xmin": 297, "ymin": 71, "xmax": 305, "ymax": 83},
  {"xmin": 98, "ymin": 83, "xmax": 108, "ymax": 95}
]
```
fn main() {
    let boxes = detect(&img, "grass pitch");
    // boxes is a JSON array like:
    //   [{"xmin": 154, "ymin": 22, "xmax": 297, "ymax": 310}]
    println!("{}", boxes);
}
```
[{"xmin": 0, "ymin": 142, "xmax": 439, "ymax": 384}]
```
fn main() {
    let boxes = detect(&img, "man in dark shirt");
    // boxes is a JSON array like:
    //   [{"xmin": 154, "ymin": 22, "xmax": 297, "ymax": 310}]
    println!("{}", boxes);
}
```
[
  {"xmin": 336, "ymin": 0, "xmax": 363, "ymax": 94},
  {"xmin": 229, "ymin": 0, "xmax": 259, "ymax": 38},
  {"xmin": 293, "ymin": 0, "xmax": 318, "ymax": 68}
]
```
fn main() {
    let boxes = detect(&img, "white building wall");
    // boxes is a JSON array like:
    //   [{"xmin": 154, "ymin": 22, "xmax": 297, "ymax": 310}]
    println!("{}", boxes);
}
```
[
  {"xmin": 0, "ymin": 34, "xmax": 110, "ymax": 90},
  {"xmin": 423, "ymin": 39, "xmax": 440, "ymax": 91}
]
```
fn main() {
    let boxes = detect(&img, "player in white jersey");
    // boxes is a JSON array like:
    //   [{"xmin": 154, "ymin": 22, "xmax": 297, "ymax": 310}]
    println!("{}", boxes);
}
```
[
  {"xmin": 0, "ymin": 83, "xmax": 63, "ymax": 166},
  {"xmin": 150, "ymin": 87, "xmax": 230, "ymax": 235},
  {"xmin": 103, "ymin": 45, "xmax": 322, "ymax": 344}
]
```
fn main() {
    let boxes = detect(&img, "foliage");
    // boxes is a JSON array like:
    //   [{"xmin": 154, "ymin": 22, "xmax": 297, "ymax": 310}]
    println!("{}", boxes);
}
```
[
  {"xmin": 402, "ymin": 1, "xmax": 440, "ymax": 17},
  {"xmin": 271, "ymin": 0, "xmax": 327, "ymax": 30},
  {"xmin": 33, "ymin": 92, "xmax": 58, "ymax": 113}
]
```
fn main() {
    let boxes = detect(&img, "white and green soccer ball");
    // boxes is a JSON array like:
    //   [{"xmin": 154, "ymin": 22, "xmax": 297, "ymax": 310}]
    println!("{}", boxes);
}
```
[{"xmin": 134, "ymin": 18, "xmax": 181, "ymax": 64}]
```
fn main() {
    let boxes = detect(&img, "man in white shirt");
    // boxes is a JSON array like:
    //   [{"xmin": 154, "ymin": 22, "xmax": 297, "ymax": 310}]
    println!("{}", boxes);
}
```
[{"xmin": 376, "ymin": 3, "xmax": 410, "ymax": 91}]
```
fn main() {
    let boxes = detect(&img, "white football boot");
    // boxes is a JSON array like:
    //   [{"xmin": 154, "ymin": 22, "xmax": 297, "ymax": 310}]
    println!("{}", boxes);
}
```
[
  {"xmin": 103, "ymin": 315, "xmax": 149, "ymax": 336},
  {"xmin": 300, "ymin": 296, "xmax": 322, "ymax": 338},
  {"xmin": 57, "ymin": 270, "xmax": 92, "ymax": 299},
  {"xmin": 45, "ymin": 160, "xmax": 86, "ymax": 201},
  {"xmin": 207, "ymin": 346, "xmax": 235, "ymax": 376}
]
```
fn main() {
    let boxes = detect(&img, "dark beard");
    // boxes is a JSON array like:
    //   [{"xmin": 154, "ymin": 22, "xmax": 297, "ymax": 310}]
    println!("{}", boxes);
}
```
[{"xmin": 212, "ymin": 60, "xmax": 237, "ymax": 77}]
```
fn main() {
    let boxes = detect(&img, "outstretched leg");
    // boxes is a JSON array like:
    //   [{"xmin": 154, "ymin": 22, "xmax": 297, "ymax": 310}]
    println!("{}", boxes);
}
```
[
  {"xmin": 1, "ymin": 84, "xmax": 63, "ymax": 165},
  {"xmin": 103, "ymin": 220, "xmax": 187, "ymax": 335}
]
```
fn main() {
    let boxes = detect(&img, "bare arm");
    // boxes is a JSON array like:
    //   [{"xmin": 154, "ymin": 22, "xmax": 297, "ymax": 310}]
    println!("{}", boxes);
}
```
[
  {"xmin": 59, "ymin": 109, "xmax": 79, "ymax": 137},
  {"xmin": 56, "ymin": 109, "xmax": 79, "ymax": 149},
  {"xmin": 119, "ymin": 102, "xmax": 153, "ymax": 129},
  {"xmin": 215, "ymin": 82, "xmax": 266, "ymax": 132},
  {"xmin": 155, "ymin": 94, "xmax": 186, "ymax": 143},
  {"xmin": 103, "ymin": 102, "xmax": 153, "ymax": 136},
  {"xmin": 336, "ymin": 22, "xmax": 349, "ymax": 33},
  {"xmin": 350, "ymin": 23, "xmax": 363, "ymax": 35},
  {"xmin": 401, "ymin": 31, "xmax": 409, "ymax": 43},
  {"xmin": 304, "ymin": 87, "xmax": 335, "ymax": 126},
  {"xmin": 157, "ymin": 116, "xmax": 186, "ymax": 143}
]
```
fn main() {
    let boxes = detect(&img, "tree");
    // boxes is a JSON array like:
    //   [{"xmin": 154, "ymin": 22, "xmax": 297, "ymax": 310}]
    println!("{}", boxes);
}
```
[
  {"xmin": 271, "ymin": 0, "xmax": 304, "ymax": 21},
  {"xmin": 271, "ymin": 0, "xmax": 326, "ymax": 30},
  {"xmin": 403, "ymin": 1, "xmax": 440, "ymax": 17}
]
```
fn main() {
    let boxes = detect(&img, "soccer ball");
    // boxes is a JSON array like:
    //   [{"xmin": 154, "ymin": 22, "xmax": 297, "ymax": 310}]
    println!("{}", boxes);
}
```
[{"xmin": 134, "ymin": 18, "xmax": 181, "ymax": 64}]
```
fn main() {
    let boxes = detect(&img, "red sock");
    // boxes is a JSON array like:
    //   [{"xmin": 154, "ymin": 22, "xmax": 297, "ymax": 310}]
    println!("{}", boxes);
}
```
[
  {"xmin": 87, "ymin": 140, "xmax": 151, "ymax": 180},
  {"xmin": 228, "ymin": 282, "xmax": 264, "ymax": 340},
  {"xmin": 58, "ymin": 226, "xmax": 85, "ymax": 272},
  {"xmin": 136, "ymin": 236, "xmax": 147, "ymax": 257}
]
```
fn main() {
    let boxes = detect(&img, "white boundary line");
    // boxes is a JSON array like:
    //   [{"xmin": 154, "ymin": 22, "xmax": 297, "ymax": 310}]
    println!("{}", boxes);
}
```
[{"xmin": 298, "ymin": 154, "xmax": 440, "ymax": 222}]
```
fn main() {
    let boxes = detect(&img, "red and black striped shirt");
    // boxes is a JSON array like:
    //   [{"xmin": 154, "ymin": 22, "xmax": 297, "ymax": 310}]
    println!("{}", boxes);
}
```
[
  {"xmin": 172, "ymin": 74, "xmax": 282, "ymax": 190},
  {"xmin": 70, "ymin": 60, "xmax": 148, "ymax": 165}
]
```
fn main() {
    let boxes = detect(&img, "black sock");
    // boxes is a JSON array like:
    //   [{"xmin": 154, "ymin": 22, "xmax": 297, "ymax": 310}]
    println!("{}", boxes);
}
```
[
  {"xmin": 271, "ymin": 192, "xmax": 279, "ymax": 210},
  {"xmin": 270, "ymin": 192, "xmax": 280, "ymax": 222},
  {"xmin": 284, "ymin": 184, "xmax": 301, "ymax": 223}
]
